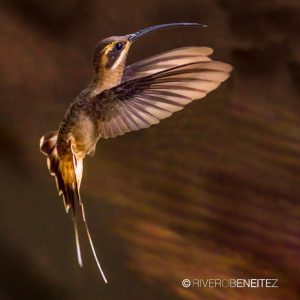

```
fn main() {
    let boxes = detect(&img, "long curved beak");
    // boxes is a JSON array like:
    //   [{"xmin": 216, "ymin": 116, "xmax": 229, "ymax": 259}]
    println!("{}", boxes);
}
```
[{"xmin": 128, "ymin": 22, "xmax": 207, "ymax": 42}]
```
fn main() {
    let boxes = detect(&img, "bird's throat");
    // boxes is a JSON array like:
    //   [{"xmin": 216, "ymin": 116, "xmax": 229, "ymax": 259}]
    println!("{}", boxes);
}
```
[{"xmin": 90, "ymin": 61, "xmax": 126, "ymax": 97}]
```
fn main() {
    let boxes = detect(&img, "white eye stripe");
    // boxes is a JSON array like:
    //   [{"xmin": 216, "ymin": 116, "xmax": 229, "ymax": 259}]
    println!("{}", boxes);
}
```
[{"xmin": 110, "ymin": 46, "xmax": 128, "ymax": 70}]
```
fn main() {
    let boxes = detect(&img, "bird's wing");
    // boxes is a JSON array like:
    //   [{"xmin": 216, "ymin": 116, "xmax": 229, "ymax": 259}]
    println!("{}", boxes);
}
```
[
  {"xmin": 122, "ymin": 47, "xmax": 213, "ymax": 82},
  {"xmin": 95, "ymin": 60, "xmax": 232, "ymax": 139}
]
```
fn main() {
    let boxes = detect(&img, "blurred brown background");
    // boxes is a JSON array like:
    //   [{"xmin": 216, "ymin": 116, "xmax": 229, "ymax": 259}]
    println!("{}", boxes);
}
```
[{"xmin": 1, "ymin": 0, "xmax": 300, "ymax": 299}]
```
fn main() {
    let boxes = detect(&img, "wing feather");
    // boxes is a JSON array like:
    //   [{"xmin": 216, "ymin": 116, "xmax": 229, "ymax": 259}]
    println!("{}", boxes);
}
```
[
  {"xmin": 122, "ymin": 47, "xmax": 213, "ymax": 82},
  {"xmin": 95, "ymin": 58, "xmax": 232, "ymax": 138}
]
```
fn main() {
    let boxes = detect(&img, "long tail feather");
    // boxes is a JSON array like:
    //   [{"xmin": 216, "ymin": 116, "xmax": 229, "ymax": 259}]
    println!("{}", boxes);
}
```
[
  {"xmin": 40, "ymin": 131, "xmax": 107, "ymax": 282},
  {"xmin": 73, "ymin": 216, "xmax": 83, "ymax": 267},
  {"xmin": 83, "ymin": 204, "xmax": 107, "ymax": 283},
  {"xmin": 74, "ymin": 174, "xmax": 108, "ymax": 283}
]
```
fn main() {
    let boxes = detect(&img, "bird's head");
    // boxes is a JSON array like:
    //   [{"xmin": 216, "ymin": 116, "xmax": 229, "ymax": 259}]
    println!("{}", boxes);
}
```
[
  {"xmin": 93, "ymin": 36, "xmax": 131, "ymax": 73},
  {"xmin": 91, "ymin": 23, "xmax": 206, "ymax": 94}
]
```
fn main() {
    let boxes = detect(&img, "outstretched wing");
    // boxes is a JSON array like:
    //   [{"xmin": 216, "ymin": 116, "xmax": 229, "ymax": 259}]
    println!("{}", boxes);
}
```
[
  {"xmin": 95, "ymin": 59, "xmax": 232, "ymax": 139},
  {"xmin": 122, "ymin": 47, "xmax": 213, "ymax": 82}
]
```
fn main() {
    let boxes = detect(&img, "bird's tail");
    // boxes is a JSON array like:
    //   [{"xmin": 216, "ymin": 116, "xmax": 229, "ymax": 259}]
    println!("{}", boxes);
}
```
[{"xmin": 39, "ymin": 131, "xmax": 107, "ymax": 283}]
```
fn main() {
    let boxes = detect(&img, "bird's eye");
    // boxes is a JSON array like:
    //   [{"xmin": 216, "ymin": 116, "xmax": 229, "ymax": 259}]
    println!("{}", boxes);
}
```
[{"xmin": 115, "ymin": 42, "xmax": 124, "ymax": 51}]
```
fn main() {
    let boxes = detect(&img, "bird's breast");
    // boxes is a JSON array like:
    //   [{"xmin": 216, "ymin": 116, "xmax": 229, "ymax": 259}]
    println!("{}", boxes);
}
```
[{"xmin": 70, "ymin": 113, "xmax": 99, "ymax": 159}]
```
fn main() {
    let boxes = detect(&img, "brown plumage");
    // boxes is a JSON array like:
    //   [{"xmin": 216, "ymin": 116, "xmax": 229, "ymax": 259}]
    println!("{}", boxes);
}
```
[{"xmin": 39, "ymin": 23, "xmax": 232, "ymax": 283}]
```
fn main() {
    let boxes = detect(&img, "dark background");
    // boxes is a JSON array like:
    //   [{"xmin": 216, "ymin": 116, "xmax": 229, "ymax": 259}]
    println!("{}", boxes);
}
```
[{"xmin": 1, "ymin": 0, "xmax": 300, "ymax": 299}]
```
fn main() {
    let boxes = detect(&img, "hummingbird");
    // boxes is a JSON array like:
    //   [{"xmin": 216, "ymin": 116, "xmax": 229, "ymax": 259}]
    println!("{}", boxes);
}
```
[{"xmin": 39, "ymin": 23, "xmax": 232, "ymax": 283}]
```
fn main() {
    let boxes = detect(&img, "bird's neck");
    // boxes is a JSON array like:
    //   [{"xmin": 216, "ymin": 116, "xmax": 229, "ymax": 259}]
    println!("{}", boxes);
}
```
[{"xmin": 90, "ymin": 63, "xmax": 125, "ymax": 97}]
